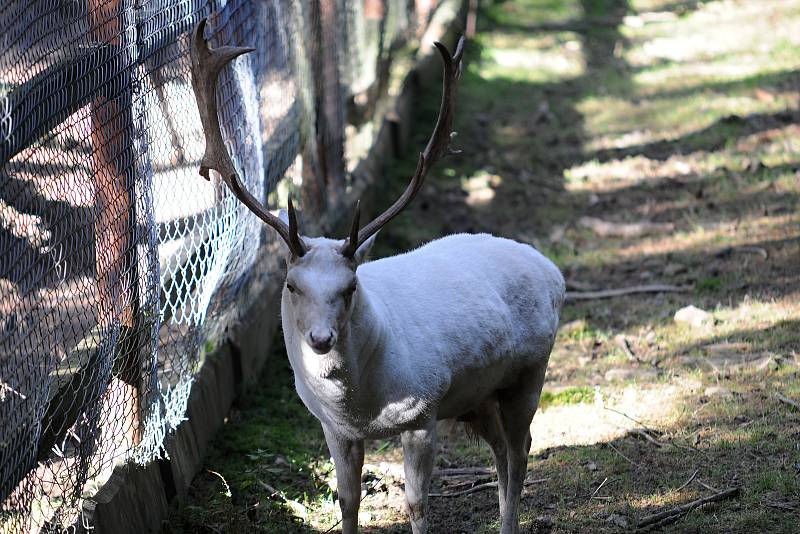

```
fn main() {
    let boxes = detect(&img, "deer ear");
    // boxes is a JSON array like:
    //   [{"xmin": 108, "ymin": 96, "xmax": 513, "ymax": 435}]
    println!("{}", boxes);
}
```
[{"xmin": 353, "ymin": 232, "xmax": 378, "ymax": 265}]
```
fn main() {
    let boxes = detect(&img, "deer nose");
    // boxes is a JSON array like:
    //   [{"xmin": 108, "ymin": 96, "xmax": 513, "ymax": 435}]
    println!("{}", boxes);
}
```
[{"xmin": 307, "ymin": 329, "xmax": 336, "ymax": 353}]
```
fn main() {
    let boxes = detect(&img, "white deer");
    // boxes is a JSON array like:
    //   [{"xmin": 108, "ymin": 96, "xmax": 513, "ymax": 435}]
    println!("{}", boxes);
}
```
[{"xmin": 190, "ymin": 20, "xmax": 565, "ymax": 534}]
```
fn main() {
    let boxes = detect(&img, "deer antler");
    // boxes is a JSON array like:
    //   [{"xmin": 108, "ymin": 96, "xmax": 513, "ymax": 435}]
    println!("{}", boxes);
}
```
[
  {"xmin": 190, "ymin": 18, "xmax": 306, "ymax": 257},
  {"xmin": 340, "ymin": 37, "xmax": 465, "ymax": 258}
]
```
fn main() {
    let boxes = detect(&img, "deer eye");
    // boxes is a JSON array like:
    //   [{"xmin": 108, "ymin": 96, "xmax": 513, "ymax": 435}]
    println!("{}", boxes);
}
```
[{"xmin": 286, "ymin": 283, "xmax": 297, "ymax": 294}]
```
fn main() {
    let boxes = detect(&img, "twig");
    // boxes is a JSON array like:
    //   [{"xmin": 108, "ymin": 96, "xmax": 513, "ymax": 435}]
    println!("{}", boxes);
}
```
[
  {"xmin": 566, "ymin": 284, "xmax": 687, "ymax": 301},
  {"xmin": 673, "ymin": 469, "xmax": 699, "ymax": 493},
  {"xmin": 590, "ymin": 477, "xmax": 609, "ymax": 498},
  {"xmin": 257, "ymin": 480, "xmax": 283, "ymax": 500},
  {"xmin": 629, "ymin": 428, "xmax": 666, "ymax": 448},
  {"xmin": 637, "ymin": 487, "xmax": 740, "ymax": 530},
  {"xmin": 434, "ymin": 467, "xmax": 495, "ymax": 477},
  {"xmin": 614, "ymin": 334, "xmax": 641, "ymax": 363},
  {"xmin": 775, "ymin": 393, "xmax": 800, "ymax": 411},
  {"xmin": 604, "ymin": 406, "xmax": 659, "ymax": 436},
  {"xmin": 207, "ymin": 470, "xmax": 232, "ymax": 498},
  {"xmin": 607, "ymin": 442, "xmax": 641, "ymax": 467},
  {"xmin": 440, "ymin": 477, "xmax": 494, "ymax": 491},
  {"xmin": 430, "ymin": 480, "xmax": 498, "ymax": 497},
  {"xmin": 695, "ymin": 479, "xmax": 720, "ymax": 493},
  {"xmin": 430, "ymin": 477, "xmax": 548, "ymax": 498}
]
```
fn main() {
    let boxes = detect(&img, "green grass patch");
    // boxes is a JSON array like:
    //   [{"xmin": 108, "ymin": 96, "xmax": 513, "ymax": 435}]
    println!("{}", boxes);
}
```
[{"xmin": 539, "ymin": 386, "xmax": 595, "ymax": 409}]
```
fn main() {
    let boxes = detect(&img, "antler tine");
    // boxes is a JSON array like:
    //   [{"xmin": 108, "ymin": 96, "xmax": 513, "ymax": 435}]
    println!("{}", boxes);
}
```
[
  {"xmin": 190, "ymin": 18, "xmax": 306, "ymax": 257},
  {"xmin": 340, "ymin": 200, "xmax": 361, "ymax": 256},
  {"xmin": 341, "ymin": 37, "xmax": 465, "ymax": 258},
  {"xmin": 287, "ymin": 197, "xmax": 306, "ymax": 255}
]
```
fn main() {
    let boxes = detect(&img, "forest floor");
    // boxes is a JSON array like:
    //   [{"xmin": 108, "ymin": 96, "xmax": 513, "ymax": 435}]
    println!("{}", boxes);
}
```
[{"xmin": 166, "ymin": 0, "xmax": 800, "ymax": 532}]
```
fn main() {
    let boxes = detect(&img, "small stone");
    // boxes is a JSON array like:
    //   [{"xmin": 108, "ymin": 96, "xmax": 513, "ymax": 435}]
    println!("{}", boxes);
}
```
[
  {"xmin": 606, "ymin": 513, "xmax": 630, "ymax": 528},
  {"xmin": 674, "ymin": 305, "xmax": 712, "ymax": 328},
  {"xmin": 587, "ymin": 461, "xmax": 598, "ymax": 471}
]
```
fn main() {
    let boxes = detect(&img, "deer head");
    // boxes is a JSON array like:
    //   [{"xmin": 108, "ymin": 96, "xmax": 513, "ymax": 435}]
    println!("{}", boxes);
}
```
[{"xmin": 190, "ymin": 18, "xmax": 464, "ymax": 354}]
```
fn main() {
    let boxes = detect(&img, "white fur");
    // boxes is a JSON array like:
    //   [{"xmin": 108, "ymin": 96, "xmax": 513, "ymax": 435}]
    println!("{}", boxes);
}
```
[{"xmin": 279, "ymin": 232, "xmax": 565, "ymax": 534}]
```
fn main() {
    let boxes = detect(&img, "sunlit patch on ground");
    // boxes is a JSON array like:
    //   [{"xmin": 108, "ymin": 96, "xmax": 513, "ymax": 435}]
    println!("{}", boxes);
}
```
[
  {"xmin": 531, "ymin": 384, "xmax": 683, "ymax": 452},
  {"xmin": 480, "ymin": 34, "xmax": 586, "ymax": 82}
]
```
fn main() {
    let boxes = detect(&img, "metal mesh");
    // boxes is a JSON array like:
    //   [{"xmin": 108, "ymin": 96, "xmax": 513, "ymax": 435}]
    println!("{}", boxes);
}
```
[{"xmin": 0, "ymin": 0, "xmax": 437, "ymax": 531}]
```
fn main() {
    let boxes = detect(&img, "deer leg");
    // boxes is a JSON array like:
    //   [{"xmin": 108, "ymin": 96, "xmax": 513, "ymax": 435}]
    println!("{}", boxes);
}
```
[
  {"xmin": 472, "ymin": 397, "xmax": 509, "ymax": 519},
  {"xmin": 401, "ymin": 421, "xmax": 437, "ymax": 534},
  {"xmin": 322, "ymin": 426, "xmax": 364, "ymax": 534},
  {"xmin": 498, "ymin": 363, "xmax": 547, "ymax": 534}
]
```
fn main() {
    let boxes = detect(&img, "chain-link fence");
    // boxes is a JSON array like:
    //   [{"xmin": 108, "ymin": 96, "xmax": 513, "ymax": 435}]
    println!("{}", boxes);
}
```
[{"xmin": 0, "ymin": 1, "xmax": 442, "ymax": 531}]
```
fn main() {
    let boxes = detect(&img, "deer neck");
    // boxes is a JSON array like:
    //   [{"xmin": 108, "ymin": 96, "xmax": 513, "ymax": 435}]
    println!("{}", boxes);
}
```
[{"xmin": 333, "ymin": 284, "xmax": 388, "ymax": 386}]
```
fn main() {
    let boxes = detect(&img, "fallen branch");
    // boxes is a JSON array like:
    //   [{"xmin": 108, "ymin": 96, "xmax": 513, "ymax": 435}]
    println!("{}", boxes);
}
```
[
  {"xmin": 637, "ymin": 487, "xmax": 740, "ymax": 530},
  {"xmin": 566, "ymin": 284, "xmax": 687, "ymax": 301},
  {"xmin": 775, "ymin": 392, "xmax": 800, "ymax": 411},
  {"xmin": 430, "ymin": 477, "xmax": 548, "ymax": 498},
  {"xmin": 433, "ymin": 467, "xmax": 495, "ymax": 477},
  {"xmin": 629, "ymin": 428, "xmax": 666, "ymax": 448}
]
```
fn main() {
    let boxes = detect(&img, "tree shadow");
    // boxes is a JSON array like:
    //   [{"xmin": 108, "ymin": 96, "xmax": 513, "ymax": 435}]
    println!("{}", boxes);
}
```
[{"xmin": 588, "ymin": 110, "xmax": 799, "ymax": 163}]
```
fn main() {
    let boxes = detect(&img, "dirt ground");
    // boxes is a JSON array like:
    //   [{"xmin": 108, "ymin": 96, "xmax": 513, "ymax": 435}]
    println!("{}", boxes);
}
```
[{"xmin": 166, "ymin": 1, "xmax": 800, "ymax": 532}]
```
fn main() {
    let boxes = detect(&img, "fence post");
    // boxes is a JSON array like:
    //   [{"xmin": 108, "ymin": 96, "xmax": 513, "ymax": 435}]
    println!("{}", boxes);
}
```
[
  {"xmin": 88, "ymin": 0, "xmax": 143, "ymax": 452},
  {"xmin": 310, "ymin": 0, "xmax": 347, "ymax": 206}
]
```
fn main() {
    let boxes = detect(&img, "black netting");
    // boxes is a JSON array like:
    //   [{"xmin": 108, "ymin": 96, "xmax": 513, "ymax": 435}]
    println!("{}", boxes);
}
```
[{"xmin": 0, "ymin": 0, "xmax": 440, "ymax": 531}]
